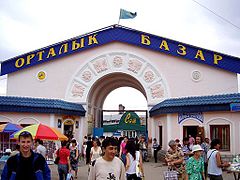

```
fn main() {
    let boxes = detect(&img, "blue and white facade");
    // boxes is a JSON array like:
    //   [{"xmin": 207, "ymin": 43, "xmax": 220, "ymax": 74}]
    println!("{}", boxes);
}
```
[{"xmin": 0, "ymin": 25, "xmax": 240, "ymax": 155}]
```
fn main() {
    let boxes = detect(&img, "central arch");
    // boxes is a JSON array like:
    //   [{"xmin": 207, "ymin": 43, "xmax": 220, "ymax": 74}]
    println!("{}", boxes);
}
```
[
  {"xmin": 88, "ymin": 72, "xmax": 146, "ymax": 127},
  {"xmin": 65, "ymin": 51, "xmax": 169, "ymax": 133}
]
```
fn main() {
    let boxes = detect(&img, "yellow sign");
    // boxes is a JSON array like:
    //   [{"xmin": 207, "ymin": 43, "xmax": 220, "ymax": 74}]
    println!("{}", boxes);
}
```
[
  {"xmin": 124, "ymin": 113, "xmax": 137, "ymax": 124},
  {"xmin": 37, "ymin": 71, "xmax": 46, "ymax": 81},
  {"xmin": 64, "ymin": 120, "xmax": 74, "ymax": 125}
]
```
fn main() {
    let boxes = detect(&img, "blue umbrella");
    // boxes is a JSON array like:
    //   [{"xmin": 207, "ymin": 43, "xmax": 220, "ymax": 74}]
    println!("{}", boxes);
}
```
[
  {"xmin": 0, "ymin": 123, "xmax": 22, "ymax": 133},
  {"xmin": 0, "ymin": 123, "xmax": 22, "ymax": 150}
]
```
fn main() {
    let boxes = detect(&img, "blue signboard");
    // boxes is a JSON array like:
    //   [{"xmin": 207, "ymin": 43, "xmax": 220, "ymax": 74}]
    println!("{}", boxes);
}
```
[
  {"xmin": 178, "ymin": 112, "xmax": 204, "ymax": 124},
  {"xmin": 93, "ymin": 128, "xmax": 103, "ymax": 138},
  {"xmin": 1, "ymin": 25, "xmax": 240, "ymax": 75},
  {"xmin": 230, "ymin": 103, "xmax": 240, "ymax": 112}
]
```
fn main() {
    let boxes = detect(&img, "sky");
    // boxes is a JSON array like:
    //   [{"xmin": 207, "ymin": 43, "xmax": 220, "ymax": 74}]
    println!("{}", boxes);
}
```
[{"xmin": 0, "ymin": 0, "xmax": 240, "ymax": 109}]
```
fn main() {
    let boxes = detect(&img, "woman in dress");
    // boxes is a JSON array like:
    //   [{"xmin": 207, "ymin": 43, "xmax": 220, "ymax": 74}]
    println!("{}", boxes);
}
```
[
  {"xmin": 70, "ymin": 139, "xmax": 79, "ymax": 179},
  {"xmin": 186, "ymin": 145, "xmax": 205, "ymax": 180}
]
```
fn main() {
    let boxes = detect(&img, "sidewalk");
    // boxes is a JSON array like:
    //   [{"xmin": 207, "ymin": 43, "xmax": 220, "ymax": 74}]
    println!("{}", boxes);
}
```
[{"xmin": 49, "ymin": 159, "xmax": 234, "ymax": 179}]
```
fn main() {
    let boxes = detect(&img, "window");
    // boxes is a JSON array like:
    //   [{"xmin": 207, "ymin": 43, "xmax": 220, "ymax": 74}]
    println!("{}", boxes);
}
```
[{"xmin": 210, "ymin": 125, "xmax": 230, "ymax": 151}]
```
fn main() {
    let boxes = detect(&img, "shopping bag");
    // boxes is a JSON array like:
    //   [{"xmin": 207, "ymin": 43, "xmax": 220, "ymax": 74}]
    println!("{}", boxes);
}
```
[
  {"xmin": 66, "ymin": 172, "xmax": 73, "ymax": 180},
  {"xmin": 163, "ymin": 170, "xmax": 178, "ymax": 180}
]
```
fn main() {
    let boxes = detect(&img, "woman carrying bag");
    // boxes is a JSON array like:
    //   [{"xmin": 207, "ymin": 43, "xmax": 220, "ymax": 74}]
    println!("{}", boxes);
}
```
[{"xmin": 56, "ymin": 141, "xmax": 71, "ymax": 180}]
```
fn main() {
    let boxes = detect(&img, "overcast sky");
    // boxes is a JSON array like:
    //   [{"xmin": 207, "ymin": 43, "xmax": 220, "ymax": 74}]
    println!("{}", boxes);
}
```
[{"xmin": 0, "ymin": 0, "xmax": 240, "ymax": 109}]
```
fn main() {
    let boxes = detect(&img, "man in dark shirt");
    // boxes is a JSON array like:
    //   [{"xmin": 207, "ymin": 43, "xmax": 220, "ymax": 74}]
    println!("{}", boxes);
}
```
[{"xmin": 1, "ymin": 131, "xmax": 51, "ymax": 180}]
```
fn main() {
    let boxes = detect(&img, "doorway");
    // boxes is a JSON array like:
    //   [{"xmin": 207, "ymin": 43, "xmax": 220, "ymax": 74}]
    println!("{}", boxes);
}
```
[
  {"xmin": 158, "ymin": 126, "xmax": 163, "ymax": 147},
  {"xmin": 64, "ymin": 120, "xmax": 74, "ymax": 139},
  {"xmin": 183, "ymin": 126, "xmax": 198, "ymax": 139}
]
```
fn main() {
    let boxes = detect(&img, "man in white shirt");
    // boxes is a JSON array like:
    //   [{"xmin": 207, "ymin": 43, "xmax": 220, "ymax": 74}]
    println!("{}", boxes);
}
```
[
  {"xmin": 35, "ymin": 139, "xmax": 47, "ymax": 158},
  {"xmin": 88, "ymin": 137, "xmax": 126, "ymax": 180},
  {"xmin": 207, "ymin": 139, "xmax": 230, "ymax": 180}
]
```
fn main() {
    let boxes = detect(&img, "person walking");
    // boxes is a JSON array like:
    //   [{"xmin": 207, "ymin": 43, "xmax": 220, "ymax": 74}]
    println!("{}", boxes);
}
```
[
  {"xmin": 152, "ymin": 138, "xmax": 159, "ymax": 163},
  {"xmin": 56, "ymin": 140, "xmax": 71, "ymax": 180},
  {"xmin": 119, "ymin": 136, "xmax": 128, "ymax": 165},
  {"xmin": 207, "ymin": 139, "xmax": 230, "ymax": 180},
  {"xmin": 186, "ymin": 145, "xmax": 205, "ymax": 180},
  {"xmin": 90, "ymin": 139, "xmax": 102, "ymax": 163},
  {"xmin": 35, "ymin": 139, "xmax": 47, "ymax": 158},
  {"xmin": 139, "ymin": 136, "xmax": 148, "ymax": 162},
  {"xmin": 125, "ymin": 140, "xmax": 144, "ymax": 180},
  {"xmin": 82, "ymin": 136, "xmax": 87, "ymax": 161},
  {"xmin": 86, "ymin": 137, "xmax": 93, "ymax": 164},
  {"xmin": 202, "ymin": 137, "xmax": 210, "ymax": 178},
  {"xmin": 70, "ymin": 139, "xmax": 79, "ymax": 179},
  {"xmin": 1, "ymin": 131, "xmax": 51, "ymax": 180},
  {"xmin": 88, "ymin": 137, "xmax": 126, "ymax": 180}
]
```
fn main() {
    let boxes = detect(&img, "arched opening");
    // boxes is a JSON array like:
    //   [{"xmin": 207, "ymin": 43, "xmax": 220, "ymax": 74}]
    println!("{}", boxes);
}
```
[
  {"xmin": 103, "ymin": 87, "xmax": 148, "ymax": 110},
  {"xmin": 87, "ymin": 72, "xmax": 147, "ymax": 130}
]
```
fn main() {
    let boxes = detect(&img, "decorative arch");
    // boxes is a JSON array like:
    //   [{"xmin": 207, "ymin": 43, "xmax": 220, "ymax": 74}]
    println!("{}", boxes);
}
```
[
  {"xmin": 205, "ymin": 117, "xmax": 234, "ymax": 153},
  {"xmin": 0, "ymin": 115, "xmax": 13, "ymax": 123},
  {"xmin": 180, "ymin": 118, "xmax": 203, "ymax": 125},
  {"xmin": 17, "ymin": 117, "xmax": 40, "ymax": 124},
  {"xmin": 206, "ymin": 117, "xmax": 233, "ymax": 125},
  {"xmin": 65, "ymin": 51, "xmax": 169, "ymax": 105}
]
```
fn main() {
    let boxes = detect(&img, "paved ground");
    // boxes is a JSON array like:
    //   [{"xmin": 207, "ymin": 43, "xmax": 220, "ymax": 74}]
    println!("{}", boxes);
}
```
[{"xmin": 49, "ymin": 158, "xmax": 234, "ymax": 180}]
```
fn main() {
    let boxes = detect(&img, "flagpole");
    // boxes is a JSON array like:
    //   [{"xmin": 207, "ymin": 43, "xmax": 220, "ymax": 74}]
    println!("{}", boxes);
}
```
[{"xmin": 118, "ymin": 9, "xmax": 121, "ymax": 25}]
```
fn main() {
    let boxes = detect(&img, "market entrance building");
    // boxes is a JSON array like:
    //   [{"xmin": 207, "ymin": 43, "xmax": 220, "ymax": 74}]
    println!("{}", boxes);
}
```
[{"xmin": 1, "ymin": 25, "xmax": 240, "ymax": 155}]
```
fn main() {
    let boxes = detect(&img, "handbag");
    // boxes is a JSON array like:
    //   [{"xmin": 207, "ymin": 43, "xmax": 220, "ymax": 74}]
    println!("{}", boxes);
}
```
[
  {"xmin": 163, "ymin": 170, "xmax": 178, "ymax": 180},
  {"xmin": 66, "ymin": 173, "xmax": 73, "ymax": 180},
  {"xmin": 136, "ymin": 151, "xmax": 144, "ymax": 179},
  {"xmin": 54, "ymin": 149, "xmax": 60, "ymax": 164}
]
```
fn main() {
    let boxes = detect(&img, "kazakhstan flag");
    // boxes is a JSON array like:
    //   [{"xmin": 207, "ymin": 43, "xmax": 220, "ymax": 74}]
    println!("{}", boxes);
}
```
[{"xmin": 120, "ymin": 9, "xmax": 137, "ymax": 19}]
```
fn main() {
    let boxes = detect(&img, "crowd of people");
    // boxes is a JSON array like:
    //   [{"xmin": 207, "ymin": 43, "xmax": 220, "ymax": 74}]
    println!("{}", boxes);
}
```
[
  {"xmin": 0, "ymin": 132, "xmax": 231, "ymax": 180},
  {"xmin": 83, "ymin": 135, "xmax": 147, "ymax": 180},
  {"xmin": 1, "ymin": 133, "xmax": 148, "ymax": 180},
  {"xmin": 165, "ymin": 135, "xmax": 230, "ymax": 180}
]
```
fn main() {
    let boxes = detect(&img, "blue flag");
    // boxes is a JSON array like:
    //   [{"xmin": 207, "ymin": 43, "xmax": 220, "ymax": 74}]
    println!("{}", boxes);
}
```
[{"xmin": 120, "ymin": 9, "xmax": 137, "ymax": 19}]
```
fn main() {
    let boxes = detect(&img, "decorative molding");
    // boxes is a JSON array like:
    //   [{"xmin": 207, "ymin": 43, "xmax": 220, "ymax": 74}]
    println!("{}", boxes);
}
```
[
  {"xmin": 66, "ymin": 51, "xmax": 168, "ymax": 103},
  {"xmin": 93, "ymin": 58, "xmax": 108, "ymax": 73},
  {"xmin": 113, "ymin": 56, "xmax": 123, "ymax": 68},
  {"xmin": 128, "ymin": 59, "xmax": 142, "ymax": 73},
  {"xmin": 71, "ymin": 83, "xmax": 85, "ymax": 97},
  {"xmin": 81, "ymin": 71, "xmax": 92, "ymax": 82},
  {"xmin": 0, "ymin": 115, "xmax": 13, "ymax": 123},
  {"xmin": 178, "ymin": 112, "xmax": 203, "ymax": 124},
  {"xmin": 191, "ymin": 70, "xmax": 202, "ymax": 82},
  {"xmin": 144, "ymin": 70, "xmax": 155, "ymax": 83},
  {"xmin": 150, "ymin": 83, "xmax": 165, "ymax": 99},
  {"xmin": 17, "ymin": 117, "xmax": 40, "ymax": 124}
]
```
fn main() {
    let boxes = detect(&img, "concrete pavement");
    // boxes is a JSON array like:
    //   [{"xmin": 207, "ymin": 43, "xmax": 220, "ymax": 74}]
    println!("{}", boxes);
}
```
[{"xmin": 49, "ymin": 159, "xmax": 234, "ymax": 180}]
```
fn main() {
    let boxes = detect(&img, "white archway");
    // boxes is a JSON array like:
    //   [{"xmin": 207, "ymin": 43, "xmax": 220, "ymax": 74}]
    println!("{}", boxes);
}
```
[
  {"xmin": 65, "ymin": 51, "xmax": 169, "ymax": 131},
  {"xmin": 65, "ymin": 51, "xmax": 169, "ymax": 105}
]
